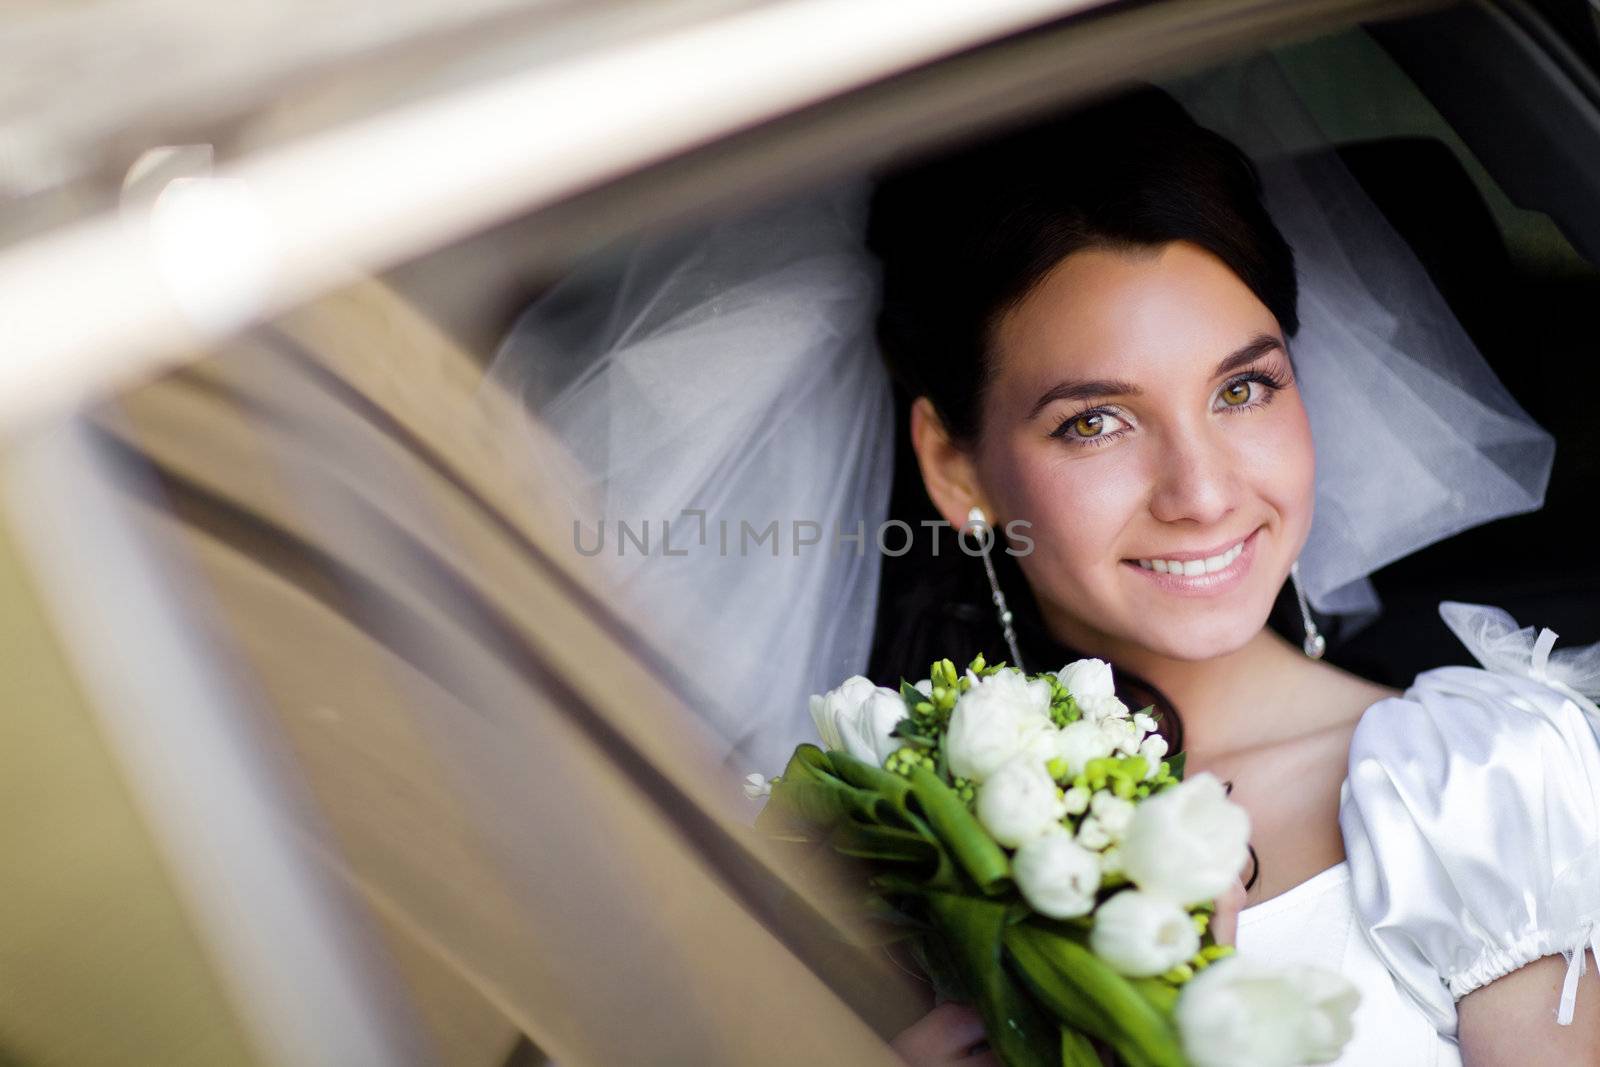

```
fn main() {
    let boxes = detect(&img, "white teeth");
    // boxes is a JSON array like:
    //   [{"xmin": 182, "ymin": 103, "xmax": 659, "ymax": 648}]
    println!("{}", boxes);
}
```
[{"xmin": 1136, "ymin": 539, "xmax": 1244, "ymax": 576}]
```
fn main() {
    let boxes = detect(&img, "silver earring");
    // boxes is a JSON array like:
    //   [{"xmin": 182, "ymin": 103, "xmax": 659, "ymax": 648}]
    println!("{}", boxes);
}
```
[
  {"xmin": 1289, "ymin": 559, "xmax": 1326, "ymax": 659},
  {"xmin": 963, "ymin": 506, "xmax": 1026, "ymax": 672}
]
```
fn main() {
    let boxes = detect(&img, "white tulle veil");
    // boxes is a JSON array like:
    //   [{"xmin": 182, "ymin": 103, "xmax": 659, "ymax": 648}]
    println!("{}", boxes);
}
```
[
  {"xmin": 486, "ymin": 183, "xmax": 892, "ymax": 773},
  {"xmin": 1163, "ymin": 56, "xmax": 1554, "ymax": 623},
  {"xmin": 483, "ymin": 52, "xmax": 1554, "ymax": 774}
]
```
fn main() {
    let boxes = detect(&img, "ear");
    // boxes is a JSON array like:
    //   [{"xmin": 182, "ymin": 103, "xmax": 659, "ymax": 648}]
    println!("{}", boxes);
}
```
[{"xmin": 909, "ymin": 396, "xmax": 986, "ymax": 530}]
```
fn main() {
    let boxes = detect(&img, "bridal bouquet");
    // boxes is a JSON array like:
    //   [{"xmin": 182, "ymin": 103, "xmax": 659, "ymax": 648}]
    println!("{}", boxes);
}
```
[{"xmin": 750, "ymin": 655, "xmax": 1358, "ymax": 1067}]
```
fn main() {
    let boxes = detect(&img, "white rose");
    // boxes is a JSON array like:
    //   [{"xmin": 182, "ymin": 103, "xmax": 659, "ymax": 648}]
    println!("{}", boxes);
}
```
[
  {"xmin": 1057, "ymin": 657, "xmax": 1116, "ymax": 703},
  {"xmin": 1120, "ymin": 773, "xmax": 1250, "ymax": 906},
  {"xmin": 1051, "ymin": 719, "xmax": 1115, "ymax": 778},
  {"xmin": 945, "ymin": 669, "xmax": 1054, "ymax": 783},
  {"xmin": 976, "ymin": 756, "xmax": 1065, "ymax": 848},
  {"xmin": 1014, "ymin": 828, "xmax": 1102, "ymax": 918},
  {"xmin": 808, "ymin": 675, "xmax": 907, "ymax": 766},
  {"xmin": 1089, "ymin": 888, "xmax": 1200, "ymax": 977},
  {"xmin": 1174, "ymin": 956, "xmax": 1359, "ymax": 1067}
]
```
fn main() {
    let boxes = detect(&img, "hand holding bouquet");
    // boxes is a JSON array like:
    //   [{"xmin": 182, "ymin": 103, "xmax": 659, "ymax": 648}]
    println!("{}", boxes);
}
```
[{"xmin": 751, "ymin": 655, "xmax": 1358, "ymax": 1067}]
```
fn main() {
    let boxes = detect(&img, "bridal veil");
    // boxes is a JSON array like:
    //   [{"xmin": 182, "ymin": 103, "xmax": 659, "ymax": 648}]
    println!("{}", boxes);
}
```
[{"xmin": 484, "ymin": 51, "xmax": 1554, "ymax": 775}]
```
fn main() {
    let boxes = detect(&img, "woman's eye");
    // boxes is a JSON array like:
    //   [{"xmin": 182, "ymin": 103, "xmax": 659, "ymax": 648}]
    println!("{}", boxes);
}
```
[
  {"xmin": 1220, "ymin": 379, "xmax": 1254, "ymax": 406},
  {"xmin": 1071, "ymin": 413, "xmax": 1106, "ymax": 437},
  {"xmin": 1054, "ymin": 410, "xmax": 1127, "ymax": 442}
]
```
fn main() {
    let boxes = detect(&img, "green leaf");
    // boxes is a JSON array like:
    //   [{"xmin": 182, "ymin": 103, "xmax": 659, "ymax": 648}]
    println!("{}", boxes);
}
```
[
  {"xmin": 908, "ymin": 767, "xmax": 1010, "ymax": 893},
  {"xmin": 1166, "ymin": 750, "xmax": 1187, "ymax": 780},
  {"xmin": 828, "ymin": 821, "xmax": 935, "ymax": 865},
  {"xmin": 1059, "ymin": 1026, "xmax": 1105, "ymax": 1067},
  {"xmin": 1129, "ymin": 977, "xmax": 1180, "ymax": 1014},
  {"xmin": 829, "ymin": 750, "xmax": 914, "ymax": 809},
  {"xmin": 1004, "ymin": 924, "xmax": 1187, "ymax": 1067},
  {"xmin": 762, "ymin": 745, "xmax": 881, "ymax": 831},
  {"xmin": 1002, "ymin": 927, "xmax": 1118, "ymax": 1041},
  {"xmin": 909, "ymin": 933, "xmax": 969, "ymax": 1004},
  {"xmin": 926, "ymin": 894, "xmax": 1057, "ymax": 1067}
]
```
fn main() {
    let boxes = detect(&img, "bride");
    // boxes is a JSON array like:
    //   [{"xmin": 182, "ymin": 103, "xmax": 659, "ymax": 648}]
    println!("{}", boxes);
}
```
[
  {"xmin": 859, "ymin": 83, "xmax": 1600, "ymax": 1065},
  {"xmin": 487, "ymin": 76, "xmax": 1600, "ymax": 1065}
]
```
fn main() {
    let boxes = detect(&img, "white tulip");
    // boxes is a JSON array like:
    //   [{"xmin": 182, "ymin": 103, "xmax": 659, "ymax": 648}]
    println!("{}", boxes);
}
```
[
  {"xmin": 1051, "ymin": 719, "xmax": 1115, "ymax": 778},
  {"xmin": 1089, "ymin": 888, "xmax": 1200, "ymax": 977},
  {"xmin": 1137, "ymin": 734, "xmax": 1169, "ymax": 779},
  {"xmin": 976, "ymin": 756, "xmax": 1065, "ymax": 847},
  {"xmin": 1175, "ymin": 956, "xmax": 1359, "ymax": 1067},
  {"xmin": 1076, "ymin": 815, "xmax": 1113, "ymax": 850},
  {"xmin": 1120, "ymin": 773, "xmax": 1250, "ymax": 906},
  {"xmin": 1057, "ymin": 657, "xmax": 1116, "ymax": 703},
  {"xmin": 1089, "ymin": 792, "xmax": 1136, "ymax": 840},
  {"xmin": 945, "ymin": 669, "xmax": 1054, "ymax": 782},
  {"xmin": 1286, "ymin": 966, "xmax": 1362, "ymax": 1063},
  {"xmin": 1102, "ymin": 716, "xmax": 1142, "ymax": 755},
  {"xmin": 1079, "ymin": 694, "xmax": 1132, "ymax": 725},
  {"xmin": 808, "ymin": 676, "xmax": 907, "ymax": 767},
  {"xmin": 1014, "ymin": 828, "xmax": 1102, "ymax": 918},
  {"xmin": 1062, "ymin": 786, "xmax": 1091, "ymax": 816}
]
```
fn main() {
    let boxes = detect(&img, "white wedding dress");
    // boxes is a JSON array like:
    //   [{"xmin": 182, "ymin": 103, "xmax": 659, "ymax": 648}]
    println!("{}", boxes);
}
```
[{"xmin": 1236, "ymin": 605, "xmax": 1600, "ymax": 1064}]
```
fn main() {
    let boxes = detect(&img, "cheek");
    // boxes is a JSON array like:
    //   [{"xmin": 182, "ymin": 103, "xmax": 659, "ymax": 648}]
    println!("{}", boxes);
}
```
[
  {"xmin": 1247, "ymin": 398, "xmax": 1317, "ymax": 532},
  {"xmin": 980, "ymin": 443, "xmax": 1147, "ymax": 571}
]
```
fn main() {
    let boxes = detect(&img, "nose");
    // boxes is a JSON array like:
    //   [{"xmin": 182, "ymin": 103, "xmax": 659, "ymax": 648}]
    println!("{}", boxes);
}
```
[{"xmin": 1146, "ymin": 425, "xmax": 1239, "ymax": 528}]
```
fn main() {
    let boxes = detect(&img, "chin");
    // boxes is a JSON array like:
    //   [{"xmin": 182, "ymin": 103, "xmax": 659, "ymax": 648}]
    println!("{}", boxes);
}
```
[{"xmin": 1124, "ymin": 598, "xmax": 1271, "ymax": 661}]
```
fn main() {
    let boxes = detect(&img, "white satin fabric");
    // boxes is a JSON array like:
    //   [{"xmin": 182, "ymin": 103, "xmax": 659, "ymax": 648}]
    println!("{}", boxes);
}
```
[
  {"xmin": 1236, "ymin": 861, "xmax": 1459, "ymax": 1066},
  {"xmin": 1241, "ymin": 601, "xmax": 1600, "ymax": 1059}
]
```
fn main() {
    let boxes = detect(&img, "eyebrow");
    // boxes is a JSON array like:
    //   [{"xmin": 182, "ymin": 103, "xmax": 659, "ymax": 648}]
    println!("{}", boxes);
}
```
[{"xmin": 1026, "ymin": 333, "xmax": 1285, "ymax": 421}]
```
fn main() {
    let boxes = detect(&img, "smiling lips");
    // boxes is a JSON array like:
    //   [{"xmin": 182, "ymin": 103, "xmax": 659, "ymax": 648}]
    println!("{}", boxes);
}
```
[
  {"xmin": 1135, "ymin": 538, "xmax": 1247, "ymax": 576},
  {"xmin": 1121, "ymin": 526, "xmax": 1262, "ymax": 595}
]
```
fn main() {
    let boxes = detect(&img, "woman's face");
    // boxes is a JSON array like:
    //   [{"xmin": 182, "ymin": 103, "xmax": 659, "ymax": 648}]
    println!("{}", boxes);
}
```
[{"xmin": 972, "ymin": 239, "xmax": 1315, "ymax": 662}]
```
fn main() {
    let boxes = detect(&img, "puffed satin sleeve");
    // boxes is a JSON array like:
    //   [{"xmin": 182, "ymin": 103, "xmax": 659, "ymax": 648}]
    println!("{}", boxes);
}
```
[{"xmin": 1340, "ymin": 614, "xmax": 1600, "ymax": 1040}]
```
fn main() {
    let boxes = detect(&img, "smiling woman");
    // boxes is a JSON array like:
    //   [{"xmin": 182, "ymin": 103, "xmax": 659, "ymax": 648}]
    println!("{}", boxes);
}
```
[
  {"xmin": 848, "ymin": 79, "xmax": 1599, "ymax": 1063},
  {"xmin": 868, "ymin": 86, "xmax": 1317, "ymax": 677}
]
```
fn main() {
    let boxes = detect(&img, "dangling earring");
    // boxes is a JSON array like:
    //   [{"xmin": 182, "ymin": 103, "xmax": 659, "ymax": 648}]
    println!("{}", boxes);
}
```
[
  {"xmin": 963, "ymin": 506, "xmax": 1026, "ymax": 672},
  {"xmin": 1289, "ymin": 559, "xmax": 1326, "ymax": 659}
]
